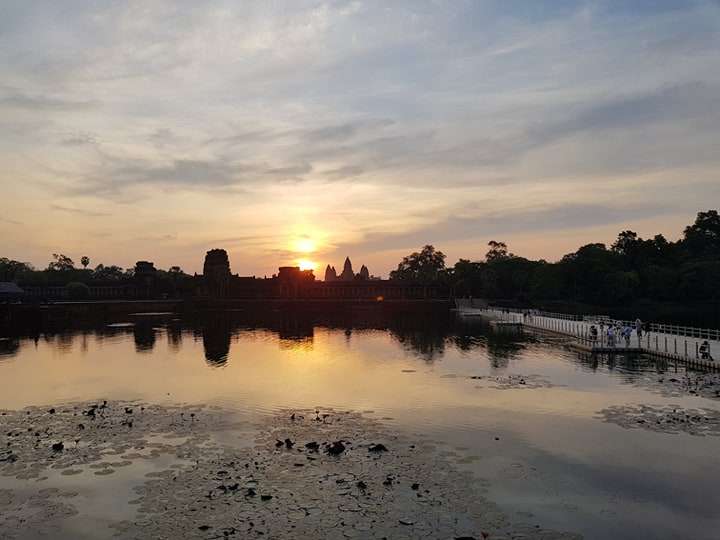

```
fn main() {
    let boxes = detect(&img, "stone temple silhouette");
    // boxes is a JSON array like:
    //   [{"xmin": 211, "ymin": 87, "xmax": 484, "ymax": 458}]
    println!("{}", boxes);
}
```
[
  {"xmin": 324, "ymin": 257, "xmax": 372, "ymax": 282},
  {"xmin": 197, "ymin": 250, "xmax": 447, "ymax": 301}
]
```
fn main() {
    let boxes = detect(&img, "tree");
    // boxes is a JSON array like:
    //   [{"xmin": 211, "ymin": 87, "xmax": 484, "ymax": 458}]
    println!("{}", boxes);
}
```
[
  {"xmin": 47, "ymin": 253, "xmax": 75, "ymax": 272},
  {"xmin": 80, "ymin": 256, "xmax": 90, "ymax": 269},
  {"xmin": 683, "ymin": 210, "xmax": 720, "ymax": 258},
  {"xmin": 93, "ymin": 264, "xmax": 125, "ymax": 281},
  {"xmin": 611, "ymin": 230, "xmax": 639, "ymax": 256},
  {"xmin": 0, "ymin": 258, "xmax": 34, "ymax": 281},
  {"xmin": 390, "ymin": 245, "xmax": 446, "ymax": 282},
  {"xmin": 485, "ymin": 241, "xmax": 513, "ymax": 262}
]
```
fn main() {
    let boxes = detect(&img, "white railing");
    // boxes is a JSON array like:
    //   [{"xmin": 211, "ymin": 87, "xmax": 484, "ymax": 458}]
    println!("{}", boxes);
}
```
[
  {"xmin": 474, "ymin": 306, "xmax": 717, "ymax": 364},
  {"xmin": 649, "ymin": 323, "xmax": 720, "ymax": 342}
]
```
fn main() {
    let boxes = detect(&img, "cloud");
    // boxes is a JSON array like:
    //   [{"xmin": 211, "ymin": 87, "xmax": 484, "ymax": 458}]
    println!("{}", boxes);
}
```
[
  {"xmin": 50, "ymin": 204, "xmax": 110, "ymax": 217},
  {"xmin": 2, "ymin": 1, "xmax": 719, "ymax": 273},
  {"xmin": 60, "ymin": 133, "xmax": 98, "ymax": 146},
  {"xmin": 0, "ymin": 217, "xmax": 22, "ymax": 225},
  {"xmin": 339, "ymin": 202, "xmax": 674, "ymax": 255},
  {"xmin": 321, "ymin": 165, "xmax": 365, "ymax": 180},
  {"xmin": 0, "ymin": 89, "xmax": 95, "ymax": 111},
  {"xmin": 527, "ymin": 82, "xmax": 720, "ymax": 146}
]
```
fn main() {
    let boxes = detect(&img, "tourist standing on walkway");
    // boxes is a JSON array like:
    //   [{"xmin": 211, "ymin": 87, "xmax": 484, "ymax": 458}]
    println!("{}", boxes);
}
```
[
  {"xmin": 635, "ymin": 318, "xmax": 643, "ymax": 340},
  {"xmin": 700, "ymin": 341, "xmax": 713, "ymax": 361},
  {"xmin": 623, "ymin": 326, "xmax": 632, "ymax": 347},
  {"xmin": 607, "ymin": 326, "xmax": 615, "ymax": 347}
]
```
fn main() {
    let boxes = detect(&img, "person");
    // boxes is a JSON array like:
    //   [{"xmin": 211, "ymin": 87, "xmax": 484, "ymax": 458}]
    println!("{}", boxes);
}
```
[
  {"xmin": 599, "ymin": 321, "xmax": 606, "ymax": 345},
  {"xmin": 623, "ymin": 326, "xmax": 632, "ymax": 347},
  {"xmin": 635, "ymin": 318, "xmax": 643, "ymax": 340},
  {"xmin": 699, "ymin": 340, "xmax": 713, "ymax": 361},
  {"xmin": 607, "ymin": 326, "xmax": 615, "ymax": 347},
  {"xmin": 590, "ymin": 325, "xmax": 598, "ymax": 343}
]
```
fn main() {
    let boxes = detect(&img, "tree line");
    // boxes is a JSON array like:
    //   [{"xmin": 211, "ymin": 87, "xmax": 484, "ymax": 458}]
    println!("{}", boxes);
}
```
[
  {"xmin": 0, "ymin": 254, "xmax": 192, "ymax": 298},
  {"xmin": 389, "ymin": 210, "xmax": 720, "ymax": 324}
]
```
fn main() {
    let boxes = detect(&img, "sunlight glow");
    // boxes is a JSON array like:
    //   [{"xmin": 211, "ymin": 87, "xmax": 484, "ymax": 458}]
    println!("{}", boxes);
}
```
[
  {"xmin": 298, "ymin": 259, "xmax": 316, "ymax": 271},
  {"xmin": 294, "ymin": 238, "xmax": 317, "ymax": 253}
]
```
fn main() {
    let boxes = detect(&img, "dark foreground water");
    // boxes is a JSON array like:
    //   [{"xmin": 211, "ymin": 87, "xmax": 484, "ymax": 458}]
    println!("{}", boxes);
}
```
[{"xmin": 1, "ymin": 307, "xmax": 719, "ymax": 539}]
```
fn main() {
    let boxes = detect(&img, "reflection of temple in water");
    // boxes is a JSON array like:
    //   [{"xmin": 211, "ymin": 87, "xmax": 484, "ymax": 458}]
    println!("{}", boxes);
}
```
[
  {"xmin": 0, "ymin": 337, "xmax": 20, "ymax": 358},
  {"xmin": 277, "ymin": 312, "xmax": 314, "ymax": 350},
  {"xmin": 133, "ymin": 322, "xmax": 156, "ymax": 353},
  {"xmin": 167, "ymin": 322, "xmax": 183, "ymax": 352},
  {"xmin": 2, "ymin": 304, "xmax": 536, "ymax": 369},
  {"xmin": 201, "ymin": 315, "xmax": 231, "ymax": 367}
]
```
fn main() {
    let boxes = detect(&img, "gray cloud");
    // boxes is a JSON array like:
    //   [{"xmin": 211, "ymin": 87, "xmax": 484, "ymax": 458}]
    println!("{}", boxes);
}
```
[
  {"xmin": 321, "ymin": 165, "xmax": 365, "ymax": 180},
  {"xmin": 60, "ymin": 133, "xmax": 97, "ymax": 146},
  {"xmin": 341, "ymin": 202, "xmax": 674, "ymax": 257},
  {"xmin": 51, "ymin": 204, "xmax": 110, "ymax": 217},
  {"xmin": 0, "ymin": 89, "xmax": 95, "ymax": 111}
]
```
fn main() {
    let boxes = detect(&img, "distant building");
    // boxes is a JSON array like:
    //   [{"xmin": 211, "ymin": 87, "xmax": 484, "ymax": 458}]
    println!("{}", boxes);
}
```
[
  {"xmin": 324, "ymin": 265, "xmax": 338, "ymax": 282},
  {"xmin": 192, "ymin": 249, "xmax": 447, "ymax": 301},
  {"xmin": 203, "ymin": 249, "xmax": 231, "ymax": 297},
  {"xmin": 0, "ymin": 282, "xmax": 24, "ymax": 302},
  {"xmin": 339, "ymin": 257, "xmax": 355, "ymax": 281}
]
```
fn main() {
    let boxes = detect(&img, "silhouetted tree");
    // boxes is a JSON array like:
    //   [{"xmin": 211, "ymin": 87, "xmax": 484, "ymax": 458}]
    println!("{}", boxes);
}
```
[
  {"xmin": 390, "ymin": 245, "xmax": 446, "ymax": 283},
  {"xmin": 80, "ymin": 256, "xmax": 90, "ymax": 269},
  {"xmin": 93, "ymin": 264, "xmax": 125, "ymax": 281},
  {"xmin": 47, "ymin": 253, "xmax": 75, "ymax": 272},
  {"xmin": 485, "ymin": 240, "xmax": 513, "ymax": 262},
  {"xmin": 0, "ymin": 258, "xmax": 34, "ymax": 281},
  {"xmin": 682, "ymin": 210, "xmax": 720, "ymax": 258}
]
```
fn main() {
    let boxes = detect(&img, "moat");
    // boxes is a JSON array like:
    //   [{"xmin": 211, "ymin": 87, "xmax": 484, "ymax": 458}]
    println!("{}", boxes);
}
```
[{"xmin": 1, "ymin": 309, "xmax": 719, "ymax": 539}]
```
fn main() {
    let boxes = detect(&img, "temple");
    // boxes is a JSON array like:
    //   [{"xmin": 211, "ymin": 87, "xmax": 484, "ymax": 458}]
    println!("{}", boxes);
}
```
[
  {"xmin": 17, "ymin": 249, "xmax": 450, "ymax": 302},
  {"xmin": 324, "ymin": 257, "xmax": 373, "ymax": 282},
  {"xmin": 200, "ymin": 249, "xmax": 448, "ymax": 301}
]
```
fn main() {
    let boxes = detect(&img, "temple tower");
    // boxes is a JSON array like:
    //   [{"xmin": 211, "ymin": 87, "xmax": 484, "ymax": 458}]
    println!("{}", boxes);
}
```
[
  {"xmin": 339, "ymin": 257, "xmax": 355, "ymax": 281},
  {"xmin": 324, "ymin": 265, "xmax": 338, "ymax": 282},
  {"xmin": 203, "ymin": 249, "xmax": 231, "ymax": 297}
]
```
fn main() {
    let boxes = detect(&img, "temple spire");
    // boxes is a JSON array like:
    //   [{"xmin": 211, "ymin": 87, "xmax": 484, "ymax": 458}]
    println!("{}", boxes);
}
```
[
  {"xmin": 324, "ymin": 264, "xmax": 337, "ymax": 282},
  {"xmin": 339, "ymin": 256, "xmax": 354, "ymax": 281}
]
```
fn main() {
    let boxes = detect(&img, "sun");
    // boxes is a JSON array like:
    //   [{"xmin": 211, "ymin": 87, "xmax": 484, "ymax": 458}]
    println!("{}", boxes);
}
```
[
  {"xmin": 298, "ymin": 259, "xmax": 316, "ymax": 271},
  {"xmin": 294, "ymin": 238, "xmax": 316, "ymax": 254}
]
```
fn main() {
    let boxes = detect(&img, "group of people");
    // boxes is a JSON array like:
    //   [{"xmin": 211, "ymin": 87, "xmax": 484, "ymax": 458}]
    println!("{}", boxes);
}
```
[
  {"xmin": 586, "ymin": 318, "xmax": 715, "ymax": 361},
  {"xmin": 588, "ymin": 319, "xmax": 643, "ymax": 348}
]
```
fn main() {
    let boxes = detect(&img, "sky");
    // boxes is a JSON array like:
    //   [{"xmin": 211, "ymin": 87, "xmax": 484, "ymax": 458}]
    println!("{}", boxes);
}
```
[{"xmin": 2, "ymin": 0, "xmax": 719, "ymax": 277}]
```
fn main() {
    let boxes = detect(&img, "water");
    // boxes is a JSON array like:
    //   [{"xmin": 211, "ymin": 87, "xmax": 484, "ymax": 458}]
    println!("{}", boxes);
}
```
[{"xmin": 1, "ymin": 307, "xmax": 719, "ymax": 539}]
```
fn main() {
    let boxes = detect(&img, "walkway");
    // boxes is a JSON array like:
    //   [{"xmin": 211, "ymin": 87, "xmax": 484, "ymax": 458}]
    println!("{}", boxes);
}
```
[{"xmin": 459, "ymin": 306, "xmax": 719, "ymax": 371}]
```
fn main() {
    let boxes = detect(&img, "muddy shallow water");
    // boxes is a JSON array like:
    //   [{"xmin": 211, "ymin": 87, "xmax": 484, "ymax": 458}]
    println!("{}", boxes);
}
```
[
  {"xmin": 1, "ymin": 402, "xmax": 580, "ymax": 539},
  {"xmin": 1, "ymin": 309, "xmax": 720, "ymax": 539}
]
